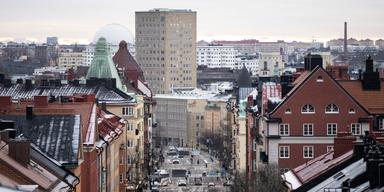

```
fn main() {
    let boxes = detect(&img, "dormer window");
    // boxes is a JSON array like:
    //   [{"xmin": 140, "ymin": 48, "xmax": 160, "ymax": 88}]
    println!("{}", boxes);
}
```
[
  {"xmin": 302, "ymin": 104, "xmax": 315, "ymax": 114},
  {"xmin": 348, "ymin": 108, "xmax": 355, "ymax": 114},
  {"xmin": 316, "ymin": 76, "xmax": 324, "ymax": 82},
  {"xmin": 285, "ymin": 108, "xmax": 292, "ymax": 114},
  {"xmin": 325, "ymin": 104, "xmax": 339, "ymax": 114}
]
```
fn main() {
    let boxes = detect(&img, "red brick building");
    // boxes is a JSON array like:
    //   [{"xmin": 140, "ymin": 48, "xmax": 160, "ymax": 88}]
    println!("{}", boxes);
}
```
[{"xmin": 266, "ymin": 66, "xmax": 371, "ymax": 169}]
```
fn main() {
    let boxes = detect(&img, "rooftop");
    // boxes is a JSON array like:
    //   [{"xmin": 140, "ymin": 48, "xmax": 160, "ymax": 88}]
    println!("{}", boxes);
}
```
[{"xmin": 339, "ymin": 80, "xmax": 384, "ymax": 114}]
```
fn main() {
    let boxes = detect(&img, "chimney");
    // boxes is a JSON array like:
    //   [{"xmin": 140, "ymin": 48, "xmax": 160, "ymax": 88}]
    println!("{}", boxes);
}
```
[
  {"xmin": 304, "ymin": 54, "xmax": 323, "ymax": 71},
  {"xmin": 362, "ymin": 56, "xmax": 380, "ymax": 90},
  {"xmin": 344, "ymin": 22, "xmax": 348, "ymax": 63},
  {"xmin": 34, "ymin": 96, "xmax": 48, "ymax": 107},
  {"xmin": 379, "ymin": 163, "xmax": 384, "ymax": 188},
  {"xmin": 0, "ymin": 74, "xmax": 4, "ymax": 84},
  {"xmin": 9, "ymin": 138, "xmax": 30, "ymax": 167},
  {"xmin": 85, "ymin": 94, "xmax": 96, "ymax": 103},
  {"xmin": 0, "ymin": 96, "xmax": 12, "ymax": 109},
  {"xmin": 101, "ymin": 102, "xmax": 107, "ymax": 111},
  {"xmin": 0, "ymin": 129, "xmax": 16, "ymax": 143},
  {"xmin": 334, "ymin": 132, "xmax": 356, "ymax": 158},
  {"xmin": 25, "ymin": 79, "xmax": 32, "ymax": 90},
  {"xmin": 365, "ymin": 55, "xmax": 374, "ymax": 72},
  {"xmin": 4, "ymin": 79, "xmax": 11, "ymax": 87},
  {"xmin": 26, "ymin": 105, "xmax": 33, "ymax": 120}
]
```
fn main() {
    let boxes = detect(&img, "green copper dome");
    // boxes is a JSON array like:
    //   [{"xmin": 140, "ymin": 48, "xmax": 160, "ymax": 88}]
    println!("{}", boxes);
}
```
[{"xmin": 86, "ymin": 37, "xmax": 123, "ymax": 90}]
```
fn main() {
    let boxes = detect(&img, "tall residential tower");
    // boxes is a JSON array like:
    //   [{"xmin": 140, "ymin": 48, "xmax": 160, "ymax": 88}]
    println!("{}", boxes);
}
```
[{"xmin": 135, "ymin": 8, "xmax": 197, "ymax": 94}]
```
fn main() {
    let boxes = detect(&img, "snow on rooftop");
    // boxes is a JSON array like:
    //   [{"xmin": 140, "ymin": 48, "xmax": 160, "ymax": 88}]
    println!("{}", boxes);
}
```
[
  {"xmin": 155, "ymin": 87, "xmax": 232, "ymax": 101},
  {"xmin": 283, "ymin": 171, "xmax": 302, "ymax": 190}
]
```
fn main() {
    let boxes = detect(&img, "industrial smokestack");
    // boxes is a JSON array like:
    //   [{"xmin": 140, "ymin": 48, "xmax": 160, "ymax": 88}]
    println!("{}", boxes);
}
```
[{"xmin": 344, "ymin": 22, "xmax": 348, "ymax": 63}]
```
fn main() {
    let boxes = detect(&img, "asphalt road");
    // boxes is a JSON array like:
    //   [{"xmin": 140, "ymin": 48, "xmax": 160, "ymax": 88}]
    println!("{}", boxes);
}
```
[{"xmin": 149, "ymin": 148, "xmax": 231, "ymax": 192}]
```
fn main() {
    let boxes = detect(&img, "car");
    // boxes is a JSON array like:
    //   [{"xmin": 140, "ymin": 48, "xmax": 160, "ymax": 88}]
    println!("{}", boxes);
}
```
[
  {"xmin": 151, "ymin": 186, "xmax": 160, "ymax": 192},
  {"xmin": 208, "ymin": 182, "xmax": 215, "ymax": 187},
  {"xmin": 194, "ymin": 177, "xmax": 202, "ymax": 185},
  {"xmin": 178, "ymin": 154, "xmax": 184, "ymax": 158},
  {"xmin": 160, "ymin": 178, "xmax": 171, "ymax": 186},
  {"xmin": 223, "ymin": 180, "xmax": 234, "ymax": 186},
  {"xmin": 178, "ymin": 179, "xmax": 187, "ymax": 186},
  {"xmin": 172, "ymin": 159, "xmax": 180, "ymax": 164}
]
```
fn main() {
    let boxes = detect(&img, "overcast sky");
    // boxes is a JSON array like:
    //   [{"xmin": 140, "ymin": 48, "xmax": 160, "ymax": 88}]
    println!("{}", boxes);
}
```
[{"xmin": 0, "ymin": 0, "xmax": 383, "ymax": 44}]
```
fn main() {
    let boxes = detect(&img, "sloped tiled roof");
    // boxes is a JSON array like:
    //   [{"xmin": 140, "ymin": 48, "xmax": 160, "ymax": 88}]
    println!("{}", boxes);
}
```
[
  {"xmin": 339, "ymin": 80, "xmax": 384, "ymax": 114},
  {"xmin": 0, "ymin": 84, "xmax": 134, "ymax": 104},
  {"xmin": 1, "ymin": 115, "xmax": 80, "ymax": 165},
  {"xmin": 112, "ymin": 41, "xmax": 145, "ymax": 81}
]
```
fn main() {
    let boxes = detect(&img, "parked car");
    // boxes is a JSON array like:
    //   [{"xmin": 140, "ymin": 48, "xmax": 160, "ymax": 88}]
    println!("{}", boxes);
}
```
[
  {"xmin": 161, "ymin": 178, "xmax": 171, "ymax": 186},
  {"xmin": 194, "ymin": 177, "xmax": 202, "ymax": 185},
  {"xmin": 178, "ymin": 179, "xmax": 187, "ymax": 186},
  {"xmin": 172, "ymin": 159, "xmax": 180, "ymax": 164},
  {"xmin": 208, "ymin": 182, "xmax": 215, "ymax": 187}
]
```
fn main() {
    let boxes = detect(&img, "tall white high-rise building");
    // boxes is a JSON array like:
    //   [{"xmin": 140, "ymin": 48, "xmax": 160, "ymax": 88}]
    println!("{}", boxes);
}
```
[{"xmin": 136, "ymin": 8, "xmax": 197, "ymax": 94}]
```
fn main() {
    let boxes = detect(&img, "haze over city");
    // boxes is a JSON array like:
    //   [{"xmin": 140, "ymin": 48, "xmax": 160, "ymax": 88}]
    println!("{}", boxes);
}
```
[
  {"xmin": 1, "ymin": 0, "xmax": 383, "ymax": 44},
  {"xmin": 1, "ymin": 1, "xmax": 384, "ymax": 192}
]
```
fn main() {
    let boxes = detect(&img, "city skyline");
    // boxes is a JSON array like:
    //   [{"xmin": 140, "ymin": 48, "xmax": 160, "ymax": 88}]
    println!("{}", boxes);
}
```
[{"xmin": 0, "ymin": 0, "xmax": 384, "ymax": 44}]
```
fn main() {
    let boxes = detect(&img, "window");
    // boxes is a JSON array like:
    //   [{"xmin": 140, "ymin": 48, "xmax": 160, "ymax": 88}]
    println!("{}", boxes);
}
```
[
  {"xmin": 303, "ymin": 124, "xmax": 314, "ymax": 136},
  {"xmin": 349, "ymin": 108, "xmax": 355, "ymax": 114},
  {"xmin": 285, "ymin": 108, "xmax": 292, "ymax": 114},
  {"xmin": 316, "ymin": 76, "xmax": 324, "ymax": 82},
  {"xmin": 327, "ymin": 145, "xmax": 334, "ymax": 152},
  {"xmin": 253, "ymin": 139, "xmax": 257, "ymax": 151},
  {"xmin": 120, "ymin": 174, "xmax": 124, "ymax": 183},
  {"xmin": 279, "ymin": 124, "xmax": 290, "ymax": 136},
  {"xmin": 302, "ymin": 104, "xmax": 315, "ymax": 113},
  {"xmin": 303, "ymin": 146, "xmax": 314, "ymax": 158},
  {"xmin": 122, "ymin": 107, "xmax": 133, "ymax": 116},
  {"xmin": 127, "ymin": 140, "xmax": 134, "ymax": 148},
  {"xmin": 253, "ymin": 159, "xmax": 257, "ymax": 172},
  {"xmin": 379, "ymin": 118, "xmax": 384, "ymax": 130},
  {"xmin": 126, "ymin": 123, "xmax": 134, "ymax": 131},
  {"xmin": 327, "ymin": 123, "xmax": 337, "ymax": 136},
  {"xmin": 279, "ymin": 146, "xmax": 289, "ymax": 158},
  {"xmin": 351, "ymin": 123, "xmax": 361, "ymax": 135},
  {"xmin": 325, "ymin": 104, "xmax": 339, "ymax": 114},
  {"xmin": 120, "ymin": 156, "xmax": 124, "ymax": 164}
]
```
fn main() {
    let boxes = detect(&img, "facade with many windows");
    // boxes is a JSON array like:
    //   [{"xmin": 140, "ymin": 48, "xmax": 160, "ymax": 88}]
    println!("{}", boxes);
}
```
[{"xmin": 266, "ymin": 66, "xmax": 371, "ymax": 169}]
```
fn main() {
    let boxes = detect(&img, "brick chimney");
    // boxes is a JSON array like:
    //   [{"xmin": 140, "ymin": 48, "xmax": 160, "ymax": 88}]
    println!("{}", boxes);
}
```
[
  {"xmin": 0, "ymin": 96, "xmax": 12, "ymax": 110},
  {"xmin": 34, "ymin": 95, "xmax": 48, "ymax": 107},
  {"xmin": 9, "ymin": 138, "xmax": 30, "ymax": 167},
  {"xmin": 334, "ymin": 132, "xmax": 356, "ymax": 158}
]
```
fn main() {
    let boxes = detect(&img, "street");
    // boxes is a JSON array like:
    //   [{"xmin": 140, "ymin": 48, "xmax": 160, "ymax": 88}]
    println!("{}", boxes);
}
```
[{"xmin": 149, "ymin": 147, "xmax": 232, "ymax": 192}]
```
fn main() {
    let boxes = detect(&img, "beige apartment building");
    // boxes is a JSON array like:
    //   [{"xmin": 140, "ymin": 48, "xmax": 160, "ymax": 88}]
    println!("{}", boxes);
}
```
[
  {"xmin": 135, "ymin": 8, "xmax": 197, "ymax": 94},
  {"xmin": 58, "ymin": 51, "xmax": 84, "ymax": 68},
  {"xmin": 153, "ymin": 88, "xmax": 231, "ymax": 149},
  {"xmin": 106, "ymin": 95, "xmax": 145, "ymax": 190}
]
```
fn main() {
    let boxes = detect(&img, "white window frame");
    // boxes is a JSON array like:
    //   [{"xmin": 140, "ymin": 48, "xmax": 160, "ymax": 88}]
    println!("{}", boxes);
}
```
[
  {"xmin": 279, "ymin": 124, "xmax": 290, "ymax": 136},
  {"xmin": 279, "ymin": 146, "xmax": 290, "ymax": 158},
  {"xmin": 253, "ymin": 139, "xmax": 257, "ymax": 151},
  {"xmin": 303, "ymin": 146, "xmax": 314, "ymax": 158},
  {"xmin": 122, "ymin": 106, "xmax": 134, "ymax": 116},
  {"xmin": 303, "ymin": 123, "xmax": 314, "ymax": 136},
  {"xmin": 325, "ymin": 104, "xmax": 339, "ymax": 114},
  {"xmin": 285, "ymin": 108, "xmax": 292, "ymax": 114},
  {"xmin": 348, "ymin": 108, "xmax": 355, "ymax": 114},
  {"xmin": 351, "ymin": 123, "xmax": 361, "ymax": 135},
  {"xmin": 126, "ymin": 123, "xmax": 134, "ymax": 131},
  {"xmin": 327, "ymin": 145, "xmax": 334, "ymax": 152},
  {"xmin": 316, "ymin": 76, "xmax": 324, "ymax": 82},
  {"xmin": 253, "ymin": 159, "xmax": 257, "ymax": 172},
  {"xmin": 302, "ymin": 104, "xmax": 315, "ymax": 114},
  {"xmin": 327, "ymin": 123, "xmax": 337, "ymax": 136}
]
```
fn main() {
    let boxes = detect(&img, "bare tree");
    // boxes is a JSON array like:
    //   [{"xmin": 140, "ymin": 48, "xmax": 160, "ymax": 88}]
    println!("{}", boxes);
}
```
[{"xmin": 233, "ymin": 164, "xmax": 286, "ymax": 192}]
